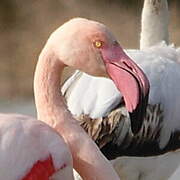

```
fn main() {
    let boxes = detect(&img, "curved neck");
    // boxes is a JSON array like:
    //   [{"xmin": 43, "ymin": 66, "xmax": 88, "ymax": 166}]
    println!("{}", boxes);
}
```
[
  {"xmin": 34, "ymin": 46, "xmax": 119, "ymax": 180},
  {"xmin": 34, "ymin": 46, "xmax": 68, "ymax": 125},
  {"xmin": 140, "ymin": 0, "xmax": 169, "ymax": 49}
]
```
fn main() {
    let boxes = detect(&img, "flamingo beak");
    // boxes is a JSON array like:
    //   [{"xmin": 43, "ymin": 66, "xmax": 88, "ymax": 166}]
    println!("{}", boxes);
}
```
[{"xmin": 101, "ymin": 43, "xmax": 150, "ymax": 134}]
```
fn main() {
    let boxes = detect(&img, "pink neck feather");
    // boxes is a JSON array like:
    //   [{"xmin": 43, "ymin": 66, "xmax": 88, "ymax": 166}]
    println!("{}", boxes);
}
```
[{"xmin": 34, "ymin": 46, "xmax": 119, "ymax": 180}]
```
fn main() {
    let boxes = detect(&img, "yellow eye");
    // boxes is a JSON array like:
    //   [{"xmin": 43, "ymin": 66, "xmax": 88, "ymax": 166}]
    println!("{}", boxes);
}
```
[{"xmin": 94, "ymin": 41, "xmax": 102, "ymax": 48}]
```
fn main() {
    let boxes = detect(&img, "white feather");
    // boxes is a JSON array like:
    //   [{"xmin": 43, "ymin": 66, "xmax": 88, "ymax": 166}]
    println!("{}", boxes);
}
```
[
  {"xmin": 62, "ymin": 71, "xmax": 121, "ymax": 118},
  {"xmin": 111, "ymin": 149, "xmax": 180, "ymax": 180},
  {"xmin": 62, "ymin": 43, "xmax": 180, "ymax": 149},
  {"xmin": 0, "ymin": 113, "xmax": 73, "ymax": 180},
  {"xmin": 169, "ymin": 162, "xmax": 180, "ymax": 180}
]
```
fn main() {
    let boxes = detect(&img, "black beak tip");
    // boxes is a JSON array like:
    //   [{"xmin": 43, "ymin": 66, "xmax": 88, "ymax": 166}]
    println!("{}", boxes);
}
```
[
  {"xmin": 129, "ymin": 111, "xmax": 144, "ymax": 134},
  {"xmin": 129, "ymin": 93, "xmax": 149, "ymax": 135}
]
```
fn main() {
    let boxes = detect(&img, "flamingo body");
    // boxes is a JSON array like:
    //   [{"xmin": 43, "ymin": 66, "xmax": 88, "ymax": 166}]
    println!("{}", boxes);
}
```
[
  {"xmin": 63, "ymin": 43, "xmax": 180, "ymax": 149},
  {"xmin": 0, "ymin": 113, "xmax": 73, "ymax": 180},
  {"xmin": 112, "ymin": 149, "xmax": 180, "ymax": 180},
  {"xmin": 62, "ymin": 42, "xmax": 180, "ymax": 179},
  {"xmin": 60, "ymin": 0, "xmax": 180, "ymax": 179}
]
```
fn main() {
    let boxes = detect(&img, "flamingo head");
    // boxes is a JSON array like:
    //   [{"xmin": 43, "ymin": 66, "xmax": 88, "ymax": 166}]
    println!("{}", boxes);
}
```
[{"xmin": 48, "ymin": 18, "xmax": 150, "ymax": 134}]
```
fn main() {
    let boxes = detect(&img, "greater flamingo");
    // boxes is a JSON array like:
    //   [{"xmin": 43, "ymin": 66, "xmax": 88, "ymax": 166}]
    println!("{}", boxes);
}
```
[
  {"xmin": 34, "ymin": 17, "xmax": 149, "ymax": 179},
  {"xmin": 62, "ymin": 1, "xmax": 180, "ymax": 179},
  {"xmin": 0, "ymin": 17, "xmax": 149, "ymax": 180}
]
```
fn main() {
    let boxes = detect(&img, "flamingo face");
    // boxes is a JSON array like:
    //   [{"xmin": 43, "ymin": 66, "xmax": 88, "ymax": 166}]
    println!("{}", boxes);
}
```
[{"xmin": 49, "ymin": 18, "xmax": 150, "ymax": 133}]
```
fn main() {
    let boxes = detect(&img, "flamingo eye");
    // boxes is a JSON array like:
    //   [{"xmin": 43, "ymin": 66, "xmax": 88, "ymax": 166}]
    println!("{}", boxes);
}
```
[{"xmin": 94, "ymin": 41, "xmax": 103, "ymax": 48}]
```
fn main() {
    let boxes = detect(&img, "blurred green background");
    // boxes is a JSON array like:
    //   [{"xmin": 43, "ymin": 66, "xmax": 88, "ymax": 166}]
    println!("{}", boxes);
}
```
[{"xmin": 0, "ymin": 0, "xmax": 179, "ymax": 107}]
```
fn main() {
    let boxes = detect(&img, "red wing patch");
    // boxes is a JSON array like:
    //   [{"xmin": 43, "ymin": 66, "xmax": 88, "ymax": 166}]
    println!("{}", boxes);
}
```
[{"xmin": 22, "ymin": 155, "xmax": 56, "ymax": 180}]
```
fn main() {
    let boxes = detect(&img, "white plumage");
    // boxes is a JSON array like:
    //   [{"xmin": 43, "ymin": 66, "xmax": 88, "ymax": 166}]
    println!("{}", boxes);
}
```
[
  {"xmin": 62, "ymin": 0, "xmax": 180, "ymax": 178},
  {"xmin": 0, "ymin": 113, "xmax": 74, "ymax": 180},
  {"xmin": 169, "ymin": 161, "xmax": 180, "ymax": 180},
  {"xmin": 62, "ymin": 72, "xmax": 121, "ymax": 118},
  {"xmin": 62, "ymin": 42, "xmax": 180, "ymax": 149},
  {"xmin": 112, "ymin": 149, "xmax": 180, "ymax": 180}
]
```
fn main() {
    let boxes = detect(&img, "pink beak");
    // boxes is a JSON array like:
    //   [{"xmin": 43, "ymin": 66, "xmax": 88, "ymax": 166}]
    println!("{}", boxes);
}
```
[{"xmin": 101, "ymin": 42, "xmax": 150, "ymax": 134}]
